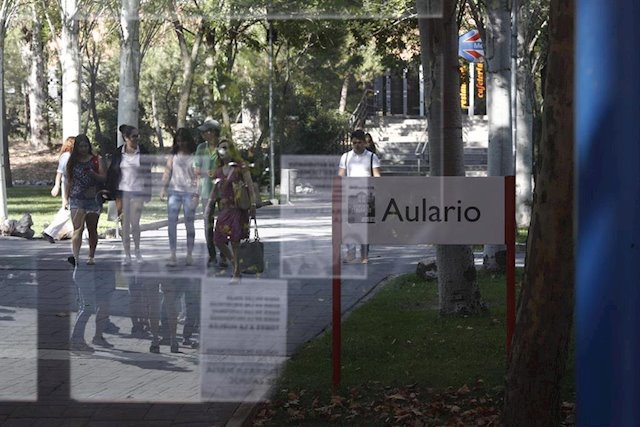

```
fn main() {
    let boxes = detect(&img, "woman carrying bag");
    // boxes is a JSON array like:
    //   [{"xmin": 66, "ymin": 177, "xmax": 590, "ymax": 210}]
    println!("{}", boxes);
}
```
[{"xmin": 207, "ymin": 139, "xmax": 257, "ymax": 281}]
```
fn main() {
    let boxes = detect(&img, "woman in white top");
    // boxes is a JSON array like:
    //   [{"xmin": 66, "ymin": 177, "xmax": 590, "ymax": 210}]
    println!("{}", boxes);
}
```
[
  {"xmin": 43, "ymin": 136, "xmax": 75, "ymax": 242},
  {"xmin": 105, "ymin": 124, "xmax": 153, "ymax": 266},
  {"xmin": 160, "ymin": 128, "xmax": 199, "ymax": 266}
]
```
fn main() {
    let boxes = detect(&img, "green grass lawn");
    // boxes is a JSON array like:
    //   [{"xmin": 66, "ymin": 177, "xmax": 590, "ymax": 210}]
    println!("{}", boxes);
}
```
[
  {"xmin": 6, "ymin": 186, "xmax": 170, "ymax": 237},
  {"xmin": 255, "ymin": 270, "xmax": 575, "ymax": 425}
]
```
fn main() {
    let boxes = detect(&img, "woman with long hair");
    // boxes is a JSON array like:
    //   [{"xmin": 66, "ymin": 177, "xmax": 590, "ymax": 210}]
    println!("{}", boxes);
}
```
[
  {"xmin": 43, "ymin": 136, "xmax": 75, "ymax": 243},
  {"xmin": 105, "ymin": 124, "xmax": 153, "ymax": 265},
  {"xmin": 208, "ymin": 139, "xmax": 257, "ymax": 281},
  {"xmin": 64, "ymin": 134, "xmax": 111, "ymax": 352},
  {"xmin": 64, "ymin": 134, "xmax": 105, "ymax": 265},
  {"xmin": 160, "ymin": 128, "xmax": 199, "ymax": 266}
]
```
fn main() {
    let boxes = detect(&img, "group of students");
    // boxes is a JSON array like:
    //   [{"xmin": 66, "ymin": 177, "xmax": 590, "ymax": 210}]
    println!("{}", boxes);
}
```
[
  {"xmin": 43, "ymin": 120, "xmax": 258, "ymax": 353},
  {"xmin": 44, "ymin": 119, "xmax": 257, "ymax": 279}
]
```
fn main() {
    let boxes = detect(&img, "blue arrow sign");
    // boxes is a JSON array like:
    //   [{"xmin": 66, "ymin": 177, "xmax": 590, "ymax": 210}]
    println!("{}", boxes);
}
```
[{"xmin": 459, "ymin": 29, "xmax": 484, "ymax": 62}]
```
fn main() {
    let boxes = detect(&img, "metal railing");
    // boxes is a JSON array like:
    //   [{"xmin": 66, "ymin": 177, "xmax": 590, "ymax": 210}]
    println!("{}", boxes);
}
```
[{"xmin": 414, "ymin": 130, "xmax": 429, "ymax": 174}]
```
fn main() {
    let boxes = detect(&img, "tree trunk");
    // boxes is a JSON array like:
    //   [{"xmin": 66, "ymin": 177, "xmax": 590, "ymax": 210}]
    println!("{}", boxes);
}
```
[
  {"xmin": 173, "ymin": 12, "xmax": 205, "ymax": 129},
  {"xmin": 117, "ymin": 0, "xmax": 141, "ymax": 147},
  {"xmin": 0, "ymin": 1, "xmax": 12, "ymax": 202},
  {"xmin": 418, "ymin": 0, "xmax": 482, "ymax": 315},
  {"xmin": 60, "ymin": 0, "xmax": 81, "ymax": 143},
  {"xmin": 483, "ymin": 0, "xmax": 513, "ymax": 270},
  {"xmin": 338, "ymin": 73, "xmax": 349, "ymax": 113},
  {"xmin": 515, "ymin": 1, "xmax": 534, "ymax": 227},
  {"xmin": 27, "ymin": 2, "xmax": 49, "ymax": 149},
  {"xmin": 151, "ymin": 91, "xmax": 163, "ymax": 149},
  {"xmin": 503, "ymin": 0, "xmax": 574, "ymax": 424}
]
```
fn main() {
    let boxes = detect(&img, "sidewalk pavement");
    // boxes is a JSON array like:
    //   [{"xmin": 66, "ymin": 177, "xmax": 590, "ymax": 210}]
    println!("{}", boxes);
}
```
[{"xmin": 0, "ymin": 201, "xmax": 524, "ymax": 426}]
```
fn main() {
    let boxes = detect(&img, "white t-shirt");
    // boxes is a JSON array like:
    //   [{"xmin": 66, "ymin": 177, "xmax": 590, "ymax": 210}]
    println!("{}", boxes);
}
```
[
  {"xmin": 57, "ymin": 152, "xmax": 71, "ymax": 199},
  {"xmin": 339, "ymin": 150, "xmax": 380, "ymax": 177},
  {"xmin": 119, "ymin": 146, "xmax": 141, "ymax": 192},
  {"xmin": 169, "ymin": 153, "xmax": 197, "ymax": 194}
]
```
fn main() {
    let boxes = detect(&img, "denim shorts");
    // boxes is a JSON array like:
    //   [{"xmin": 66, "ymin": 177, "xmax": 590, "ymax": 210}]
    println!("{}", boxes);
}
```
[{"xmin": 69, "ymin": 198, "xmax": 102, "ymax": 214}]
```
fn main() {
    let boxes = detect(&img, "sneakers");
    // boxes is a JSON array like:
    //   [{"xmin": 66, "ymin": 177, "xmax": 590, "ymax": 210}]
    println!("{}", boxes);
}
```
[
  {"xmin": 70, "ymin": 341, "xmax": 94, "ymax": 353},
  {"xmin": 91, "ymin": 335, "xmax": 114, "ymax": 348},
  {"xmin": 343, "ymin": 253, "xmax": 356, "ymax": 263},
  {"xmin": 166, "ymin": 255, "xmax": 177, "ymax": 267},
  {"xmin": 86, "ymin": 257, "xmax": 95, "ymax": 265},
  {"xmin": 42, "ymin": 232, "xmax": 55, "ymax": 243},
  {"xmin": 67, "ymin": 256, "xmax": 77, "ymax": 267},
  {"xmin": 122, "ymin": 255, "xmax": 132, "ymax": 266},
  {"xmin": 361, "ymin": 257, "xmax": 369, "ymax": 264},
  {"xmin": 135, "ymin": 251, "xmax": 143, "ymax": 263},
  {"xmin": 185, "ymin": 254, "xmax": 194, "ymax": 266},
  {"xmin": 149, "ymin": 339, "xmax": 160, "ymax": 354},
  {"xmin": 103, "ymin": 321, "xmax": 120, "ymax": 334}
]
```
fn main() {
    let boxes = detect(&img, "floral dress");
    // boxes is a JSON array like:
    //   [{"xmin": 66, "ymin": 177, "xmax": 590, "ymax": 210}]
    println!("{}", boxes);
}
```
[{"xmin": 213, "ymin": 164, "xmax": 250, "ymax": 245}]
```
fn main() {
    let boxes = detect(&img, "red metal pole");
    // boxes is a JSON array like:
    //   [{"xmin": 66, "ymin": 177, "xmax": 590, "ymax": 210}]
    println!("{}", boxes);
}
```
[
  {"xmin": 505, "ymin": 176, "xmax": 516, "ymax": 354},
  {"xmin": 331, "ymin": 177, "xmax": 342, "ymax": 390}
]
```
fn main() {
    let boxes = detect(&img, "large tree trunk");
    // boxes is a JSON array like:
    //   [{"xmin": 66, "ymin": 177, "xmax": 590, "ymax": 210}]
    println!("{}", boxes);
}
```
[
  {"xmin": 418, "ymin": 0, "xmax": 483, "ymax": 315},
  {"xmin": 26, "ymin": 2, "xmax": 49, "ymax": 149},
  {"xmin": 0, "ymin": 0, "xmax": 12, "ymax": 203},
  {"xmin": 60, "ymin": 0, "xmax": 81, "ymax": 143},
  {"xmin": 503, "ymin": 0, "xmax": 574, "ymax": 424},
  {"xmin": 483, "ymin": 0, "xmax": 513, "ymax": 271},
  {"xmin": 117, "ymin": 0, "xmax": 141, "ymax": 147},
  {"xmin": 515, "ymin": 1, "xmax": 534, "ymax": 227}
]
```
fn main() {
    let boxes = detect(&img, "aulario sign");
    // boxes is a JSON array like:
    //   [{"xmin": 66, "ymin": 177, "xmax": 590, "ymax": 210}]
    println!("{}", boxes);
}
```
[{"xmin": 341, "ymin": 176, "xmax": 505, "ymax": 245}]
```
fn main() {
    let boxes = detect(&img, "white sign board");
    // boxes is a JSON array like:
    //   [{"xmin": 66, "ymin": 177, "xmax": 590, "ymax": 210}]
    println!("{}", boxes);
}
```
[
  {"xmin": 200, "ymin": 278, "xmax": 287, "ymax": 402},
  {"xmin": 341, "ymin": 176, "xmax": 505, "ymax": 245}
]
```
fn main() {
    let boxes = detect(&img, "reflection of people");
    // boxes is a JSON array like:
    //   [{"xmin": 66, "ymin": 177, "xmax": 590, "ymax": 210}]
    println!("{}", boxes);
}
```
[
  {"xmin": 195, "ymin": 118, "xmax": 226, "ymax": 268},
  {"xmin": 105, "ymin": 124, "xmax": 153, "ymax": 265},
  {"xmin": 338, "ymin": 129, "xmax": 381, "ymax": 264},
  {"xmin": 64, "ymin": 134, "xmax": 106, "ymax": 266},
  {"xmin": 43, "ymin": 136, "xmax": 75, "ymax": 243},
  {"xmin": 210, "ymin": 139, "xmax": 257, "ymax": 280},
  {"xmin": 70, "ymin": 262, "xmax": 116, "ymax": 352},
  {"xmin": 160, "ymin": 128, "xmax": 199, "ymax": 266}
]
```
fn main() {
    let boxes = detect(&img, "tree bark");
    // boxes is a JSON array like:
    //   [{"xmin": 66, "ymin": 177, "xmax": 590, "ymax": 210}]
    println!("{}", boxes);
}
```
[
  {"xmin": 117, "ymin": 0, "xmax": 141, "ymax": 147},
  {"xmin": 418, "ymin": 0, "xmax": 482, "ymax": 315},
  {"xmin": 503, "ymin": 0, "xmax": 574, "ymax": 424},
  {"xmin": 483, "ymin": 0, "xmax": 513, "ymax": 270},
  {"xmin": 60, "ymin": 0, "xmax": 81, "ymax": 143},
  {"xmin": 515, "ymin": 1, "xmax": 534, "ymax": 227},
  {"xmin": 26, "ymin": 2, "xmax": 49, "ymax": 149},
  {"xmin": 0, "ymin": 0, "xmax": 13, "ymax": 201}
]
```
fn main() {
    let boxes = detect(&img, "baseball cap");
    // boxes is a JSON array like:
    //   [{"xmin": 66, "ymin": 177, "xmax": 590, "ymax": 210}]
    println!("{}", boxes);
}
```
[{"xmin": 197, "ymin": 118, "xmax": 221, "ymax": 132}]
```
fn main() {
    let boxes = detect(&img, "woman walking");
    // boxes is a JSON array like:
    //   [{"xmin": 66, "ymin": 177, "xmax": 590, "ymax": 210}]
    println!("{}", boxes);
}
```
[
  {"xmin": 105, "ymin": 124, "xmax": 153, "ymax": 265},
  {"xmin": 160, "ymin": 128, "xmax": 199, "ymax": 266},
  {"xmin": 64, "ymin": 134, "xmax": 105, "ymax": 266},
  {"xmin": 43, "ymin": 136, "xmax": 75, "ymax": 243},
  {"xmin": 208, "ymin": 139, "xmax": 257, "ymax": 281},
  {"xmin": 64, "ymin": 134, "xmax": 111, "ymax": 352}
]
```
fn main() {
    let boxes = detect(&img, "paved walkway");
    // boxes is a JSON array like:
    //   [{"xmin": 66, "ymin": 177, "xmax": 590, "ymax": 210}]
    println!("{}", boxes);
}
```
[{"xmin": 0, "ymin": 201, "xmax": 522, "ymax": 425}]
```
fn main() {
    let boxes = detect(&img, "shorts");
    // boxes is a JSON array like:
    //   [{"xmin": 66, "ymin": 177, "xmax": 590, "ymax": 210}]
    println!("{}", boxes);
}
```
[{"xmin": 69, "ymin": 198, "xmax": 102, "ymax": 214}]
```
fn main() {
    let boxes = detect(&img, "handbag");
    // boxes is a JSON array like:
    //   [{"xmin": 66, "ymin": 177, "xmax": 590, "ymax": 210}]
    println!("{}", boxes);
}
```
[{"xmin": 238, "ymin": 218, "xmax": 264, "ymax": 274}]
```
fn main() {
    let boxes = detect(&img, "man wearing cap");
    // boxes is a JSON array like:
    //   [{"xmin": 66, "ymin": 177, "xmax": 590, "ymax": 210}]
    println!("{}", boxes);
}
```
[{"xmin": 195, "ymin": 118, "xmax": 226, "ymax": 267}]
